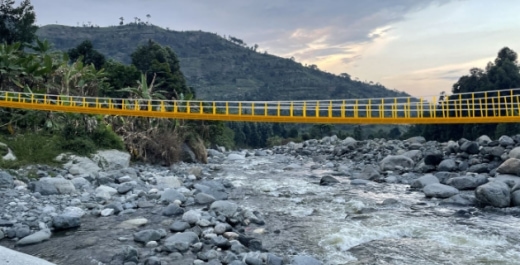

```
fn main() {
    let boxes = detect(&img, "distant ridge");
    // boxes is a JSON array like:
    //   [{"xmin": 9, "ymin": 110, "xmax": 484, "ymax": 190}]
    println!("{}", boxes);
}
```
[{"xmin": 37, "ymin": 24, "xmax": 409, "ymax": 101}]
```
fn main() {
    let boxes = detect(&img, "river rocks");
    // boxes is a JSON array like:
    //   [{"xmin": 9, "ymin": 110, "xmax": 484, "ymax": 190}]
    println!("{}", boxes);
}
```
[
  {"xmin": 210, "ymin": 200, "xmax": 238, "ymax": 217},
  {"xmin": 499, "ymin": 135, "xmax": 515, "ymax": 147},
  {"xmin": 164, "ymin": 232, "xmax": 199, "ymax": 252},
  {"xmin": 95, "ymin": 185, "xmax": 117, "ymax": 201},
  {"xmin": 477, "ymin": 135, "xmax": 492, "ymax": 145},
  {"xmin": 509, "ymin": 147, "xmax": 520, "ymax": 159},
  {"xmin": 16, "ymin": 229, "xmax": 51, "ymax": 246},
  {"xmin": 411, "ymin": 174, "xmax": 439, "ymax": 189},
  {"xmin": 406, "ymin": 136, "xmax": 426, "ymax": 144},
  {"xmin": 155, "ymin": 176, "xmax": 182, "ymax": 189},
  {"xmin": 133, "ymin": 229, "xmax": 162, "ymax": 243},
  {"xmin": 93, "ymin": 150, "xmax": 130, "ymax": 171},
  {"xmin": 460, "ymin": 141, "xmax": 479, "ymax": 154},
  {"xmin": 424, "ymin": 150, "xmax": 443, "ymax": 166},
  {"xmin": 52, "ymin": 214, "xmax": 81, "ymax": 230},
  {"xmin": 356, "ymin": 165, "xmax": 381, "ymax": 181},
  {"xmin": 446, "ymin": 174, "xmax": 488, "ymax": 190},
  {"xmin": 380, "ymin": 155, "xmax": 414, "ymax": 171},
  {"xmin": 319, "ymin": 175, "xmax": 339, "ymax": 186},
  {"xmin": 62, "ymin": 155, "xmax": 101, "ymax": 176},
  {"xmin": 0, "ymin": 171, "xmax": 14, "ymax": 189},
  {"xmin": 291, "ymin": 255, "xmax": 323, "ymax": 265},
  {"xmin": 160, "ymin": 188, "xmax": 186, "ymax": 203},
  {"xmin": 195, "ymin": 192, "xmax": 216, "ymax": 205},
  {"xmin": 496, "ymin": 158, "xmax": 520, "ymax": 176},
  {"xmin": 423, "ymin": 183, "xmax": 459, "ymax": 198},
  {"xmin": 227, "ymin": 153, "xmax": 246, "ymax": 161},
  {"xmin": 31, "ymin": 177, "xmax": 76, "ymax": 195},
  {"xmin": 475, "ymin": 181, "xmax": 511, "ymax": 208},
  {"xmin": 162, "ymin": 204, "xmax": 184, "ymax": 217},
  {"xmin": 438, "ymin": 159, "xmax": 457, "ymax": 172}
]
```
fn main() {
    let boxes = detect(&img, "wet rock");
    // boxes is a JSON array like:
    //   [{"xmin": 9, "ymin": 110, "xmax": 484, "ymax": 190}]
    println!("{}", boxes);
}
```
[
  {"xmin": 164, "ymin": 232, "xmax": 199, "ymax": 252},
  {"xmin": 110, "ymin": 245, "xmax": 139, "ymax": 264},
  {"xmin": 356, "ymin": 165, "xmax": 380, "ymax": 181},
  {"xmin": 291, "ymin": 255, "xmax": 323, "ymax": 265},
  {"xmin": 380, "ymin": 155, "xmax": 414, "ymax": 171},
  {"xmin": 438, "ymin": 159, "xmax": 457, "ymax": 172},
  {"xmin": 511, "ymin": 190, "xmax": 520, "ymax": 206},
  {"xmin": 134, "ymin": 229, "xmax": 162, "ymax": 243},
  {"xmin": 170, "ymin": 221, "xmax": 191, "ymax": 232},
  {"xmin": 195, "ymin": 192, "xmax": 216, "ymax": 205},
  {"xmin": 446, "ymin": 174, "xmax": 488, "ymax": 190},
  {"xmin": 351, "ymin": 179, "xmax": 370, "ymax": 185},
  {"xmin": 16, "ymin": 229, "xmax": 51, "ymax": 246},
  {"xmin": 423, "ymin": 183, "xmax": 459, "ymax": 198},
  {"xmin": 460, "ymin": 141, "xmax": 479, "ymax": 154},
  {"xmin": 32, "ymin": 177, "xmax": 76, "ymax": 195},
  {"xmin": 227, "ymin": 154, "xmax": 246, "ymax": 161},
  {"xmin": 496, "ymin": 158, "xmax": 520, "ymax": 176},
  {"xmin": 0, "ymin": 171, "xmax": 14, "ymax": 189},
  {"xmin": 411, "ymin": 174, "xmax": 439, "ymax": 189},
  {"xmin": 162, "ymin": 203, "xmax": 184, "ymax": 217},
  {"xmin": 319, "ymin": 175, "xmax": 339, "ymax": 186},
  {"xmin": 475, "ymin": 181, "xmax": 511, "ymax": 208},
  {"xmin": 210, "ymin": 200, "xmax": 238, "ymax": 218},
  {"xmin": 52, "ymin": 214, "xmax": 81, "ymax": 230},
  {"xmin": 440, "ymin": 194, "xmax": 477, "ymax": 206}
]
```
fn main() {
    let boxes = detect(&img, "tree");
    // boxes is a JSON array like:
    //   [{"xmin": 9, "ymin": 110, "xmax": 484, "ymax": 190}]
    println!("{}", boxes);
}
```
[
  {"xmin": 119, "ymin": 17, "xmax": 124, "ymax": 26},
  {"xmin": 67, "ymin": 40, "xmax": 106, "ymax": 70},
  {"xmin": 102, "ymin": 60, "xmax": 140, "ymax": 97},
  {"xmin": 0, "ymin": 0, "xmax": 37, "ymax": 45},
  {"xmin": 146, "ymin": 14, "xmax": 151, "ymax": 24},
  {"xmin": 353, "ymin": 125, "xmax": 363, "ymax": 140},
  {"xmin": 131, "ymin": 40, "xmax": 192, "ymax": 99}
]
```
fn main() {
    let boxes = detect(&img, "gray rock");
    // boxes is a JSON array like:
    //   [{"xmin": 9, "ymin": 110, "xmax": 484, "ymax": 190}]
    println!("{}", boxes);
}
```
[
  {"xmin": 411, "ymin": 174, "xmax": 439, "ymax": 189},
  {"xmin": 441, "ymin": 194, "xmax": 477, "ymax": 206},
  {"xmin": 499, "ymin": 135, "xmax": 515, "ymax": 147},
  {"xmin": 100, "ymin": 208, "xmax": 114, "ymax": 217},
  {"xmin": 95, "ymin": 185, "xmax": 117, "ymax": 201},
  {"xmin": 509, "ymin": 147, "xmax": 520, "ymax": 159},
  {"xmin": 380, "ymin": 155, "xmax": 414, "ymax": 171},
  {"xmin": 489, "ymin": 146, "xmax": 505, "ymax": 157},
  {"xmin": 162, "ymin": 204, "xmax": 184, "ymax": 217},
  {"xmin": 16, "ymin": 229, "xmax": 51, "ymax": 246},
  {"xmin": 156, "ymin": 176, "xmax": 182, "ymax": 189},
  {"xmin": 170, "ymin": 221, "xmax": 191, "ymax": 232},
  {"xmin": 267, "ymin": 254, "xmax": 284, "ymax": 265},
  {"xmin": 467, "ymin": 163, "xmax": 489, "ymax": 174},
  {"xmin": 71, "ymin": 177, "xmax": 90, "ymax": 191},
  {"xmin": 460, "ymin": 141, "xmax": 479, "ymax": 154},
  {"xmin": 15, "ymin": 226, "xmax": 31, "ymax": 239},
  {"xmin": 424, "ymin": 150, "xmax": 443, "ymax": 166},
  {"xmin": 356, "ymin": 165, "xmax": 380, "ymax": 181},
  {"xmin": 0, "ymin": 171, "xmax": 14, "ymax": 189},
  {"xmin": 477, "ymin": 135, "xmax": 492, "ymax": 146},
  {"xmin": 211, "ymin": 235, "xmax": 231, "ymax": 249},
  {"xmin": 291, "ymin": 256, "xmax": 323, "ymax": 265},
  {"xmin": 402, "ymin": 150, "xmax": 422, "ymax": 162},
  {"xmin": 446, "ymin": 174, "xmax": 488, "ymax": 190},
  {"xmin": 182, "ymin": 210, "xmax": 201, "ymax": 225},
  {"xmin": 495, "ymin": 174, "xmax": 520, "ymax": 186},
  {"xmin": 195, "ymin": 193, "xmax": 216, "ymax": 205},
  {"xmin": 52, "ymin": 214, "xmax": 81, "ymax": 230},
  {"xmin": 210, "ymin": 201, "xmax": 238, "ymax": 217},
  {"xmin": 438, "ymin": 159, "xmax": 457, "ymax": 172},
  {"xmin": 351, "ymin": 179, "xmax": 369, "ymax": 185},
  {"xmin": 446, "ymin": 140, "xmax": 459, "ymax": 153},
  {"xmin": 134, "ymin": 229, "xmax": 162, "ymax": 243},
  {"xmin": 406, "ymin": 136, "xmax": 426, "ymax": 144},
  {"xmin": 164, "ymin": 232, "xmax": 199, "ymax": 252},
  {"xmin": 511, "ymin": 190, "xmax": 520, "ymax": 206},
  {"xmin": 423, "ymin": 183, "xmax": 459, "ymax": 198},
  {"xmin": 160, "ymin": 188, "xmax": 186, "ymax": 203},
  {"xmin": 496, "ymin": 158, "xmax": 520, "ymax": 176},
  {"xmin": 117, "ymin": 182, "xmax": 134, "ymax": 194},
  {"xmin": 207, "ymin": 149, "xmax": 223, "ymax": 157},
  {"xmin": 434, "ymin": 172, "xmax": 460, "ymax": 184},
  {"xmin": 227, "ymin": 154, "xmax": 245, "ymax": 161},
  {"xmin": 319, "ymin": 175, "xmax": 340, "ymax": 185},
  {"xmin": 93, "ymin": 150, "xmax": 130, "ymax": 171},
  {"xmin": 33, "ymin": 177, "xmax": 76, "ymax": 195},
  {"xmin": 110, "ymin": 245, "xmax": 138, "ymax": 264},
  {"xmin": 475, "ymin": 181, "xmax": 511, "ymax": 208}
]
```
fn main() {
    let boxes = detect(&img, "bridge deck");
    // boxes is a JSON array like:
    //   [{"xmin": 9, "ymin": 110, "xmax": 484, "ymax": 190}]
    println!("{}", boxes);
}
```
[{"xmin": 0, "ymin": 89, "xmax": 519, "ymax": 124}]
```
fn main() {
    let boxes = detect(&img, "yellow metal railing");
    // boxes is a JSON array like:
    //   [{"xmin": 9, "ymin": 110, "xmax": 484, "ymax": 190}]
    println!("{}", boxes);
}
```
[{"xmin": 1, "ymin": 89, "xmax": 520, "ymax": 124}]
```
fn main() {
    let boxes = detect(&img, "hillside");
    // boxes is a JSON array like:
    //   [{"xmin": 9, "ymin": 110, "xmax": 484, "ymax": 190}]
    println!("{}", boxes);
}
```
[{"xmin": 37, "ymin": 24, "xmax": 409, "ymax": 101}]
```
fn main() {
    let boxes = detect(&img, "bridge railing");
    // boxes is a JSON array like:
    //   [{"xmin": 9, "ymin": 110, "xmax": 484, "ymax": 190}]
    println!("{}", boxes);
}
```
[{"xmin": 0, "ymin": 89, "xmax": 520, "ymax": 123}]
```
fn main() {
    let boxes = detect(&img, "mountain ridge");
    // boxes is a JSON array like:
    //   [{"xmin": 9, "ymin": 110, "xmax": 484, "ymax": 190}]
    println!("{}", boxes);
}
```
[{"xmin": 36, "ymin": 24, "xmax": 410, "ymax": 101}]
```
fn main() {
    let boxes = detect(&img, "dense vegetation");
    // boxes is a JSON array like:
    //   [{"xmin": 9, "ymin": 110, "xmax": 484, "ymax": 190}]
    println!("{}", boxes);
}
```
[
  {"xmin": 404, "ymin": 47, "xmax": 520, "ymax": 141},
  {"xmin": 36, "ymin": 24, "xmax": 409, "ymax": 101}
]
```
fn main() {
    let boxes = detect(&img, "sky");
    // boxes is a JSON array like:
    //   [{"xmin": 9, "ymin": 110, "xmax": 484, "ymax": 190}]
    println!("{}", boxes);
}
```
[{"xmin": 30, "ymin": 0, "xmax": 520, "ymax": 98}]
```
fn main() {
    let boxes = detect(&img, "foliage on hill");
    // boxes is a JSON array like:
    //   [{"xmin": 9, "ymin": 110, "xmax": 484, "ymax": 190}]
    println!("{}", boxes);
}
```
[
  {"xmin": 36, "ymin": 24, "xmax": 409, "ymax": 101},
  {"xmin": 404, "ymin": 47, "xmax": 520, "ymax": 141}
]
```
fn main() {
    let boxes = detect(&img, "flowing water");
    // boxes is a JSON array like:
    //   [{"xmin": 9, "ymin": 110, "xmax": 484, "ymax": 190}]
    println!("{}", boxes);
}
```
[{"xmin": 219, "ymin": 154, "xmax": 520, "ymax": 265}]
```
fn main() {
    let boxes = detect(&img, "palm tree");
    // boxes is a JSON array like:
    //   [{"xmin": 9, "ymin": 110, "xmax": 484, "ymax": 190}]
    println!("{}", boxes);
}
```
[
  {"xmin": 119, "ymin": 17, "xmax": 124, "ymax": 26},
  {"xmin": 146, "ymin": 14, "xmax": 151, "ymax": 24}
]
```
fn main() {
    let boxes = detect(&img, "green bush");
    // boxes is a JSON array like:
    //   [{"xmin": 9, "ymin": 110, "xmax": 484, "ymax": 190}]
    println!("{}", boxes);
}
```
[
  {"xmin": 0, "ymin": 133, "xmax": 62, "ymax": 166},
  {"xmin": 91, "ymin": 124, "xmax": 125, "ymax": 150},
  {"xmin": 59, "ymin": 137, "xmax": 97, "ymax": 156}
]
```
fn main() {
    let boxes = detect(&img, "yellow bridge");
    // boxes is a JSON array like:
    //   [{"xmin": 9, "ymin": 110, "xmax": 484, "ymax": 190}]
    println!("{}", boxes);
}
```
[{"xmin": 0, "ymin": 89, "xmax": 519, "ymax": 124}]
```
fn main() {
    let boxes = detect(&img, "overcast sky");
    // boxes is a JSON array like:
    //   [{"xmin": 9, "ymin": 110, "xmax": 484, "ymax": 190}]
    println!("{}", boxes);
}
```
[{"xmin": 31, "ymin": 0, "xmax": 520, "ymax": 98}]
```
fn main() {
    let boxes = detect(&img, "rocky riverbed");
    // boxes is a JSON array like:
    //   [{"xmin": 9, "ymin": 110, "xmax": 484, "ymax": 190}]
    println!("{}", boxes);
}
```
[{"xmin": 2, "ymin": 135, "xmax": 520, "ymax": 264}]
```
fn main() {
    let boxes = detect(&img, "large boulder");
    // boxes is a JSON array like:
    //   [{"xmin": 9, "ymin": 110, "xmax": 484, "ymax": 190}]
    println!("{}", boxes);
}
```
[
  {"xmin": 496, "ymin": 158, "xmax": 520, "ymax": 176},
  {"xmin": 446, "ymin": 174, "xmax": 488, "ymax": 190},
  {"xmin": 355, "ymin": 165, "xmax": 381, "ymax": 181},
  {"xmin": 32, "ymin": 177, "xmax": 76, "ymax": 195},
  {"xmin": 423, "ymin": 150, "xmax": 443, "ymax": 166},
  {"xmin": 475, "ymin": 181, "xmax": 511, "ymax": 208},
  {"xmin": 509, "ymin": 147, "xmax": 520, "ymax": 159},
  {"xmin": 61, "ymin": 155, "xmax": 101, "ymax": 176},
  {"xmin": 423, "ymin": 183, "xmax": 459, "ymax": 198},
  {"xmin": 380, "ymin": 155, "xmax": 414, "ymax": 171},
  {"xmin": 460, "ymin": 141, "xmax": 479, "ymax": 154},
  {"xmin": 0, "ymin": 171, "xmax": 14, "ymax": 189},
  {"xmin": 93, "ymin": 150, "xmax": 130, "ymax": 171},
  {"xmin": 411, "ymin": 174, "xmax": 439, "ymax": 189}
]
